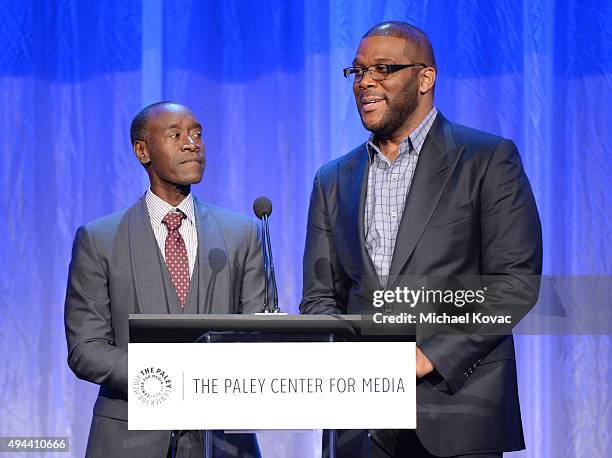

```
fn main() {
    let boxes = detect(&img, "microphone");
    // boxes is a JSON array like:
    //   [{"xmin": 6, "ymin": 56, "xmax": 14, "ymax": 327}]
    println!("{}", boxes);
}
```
[
  {"xmin": 253, "ymin": 196, "xmax": 272, "ymax": 220},
  {"xmin": 252, "ymin": 196, "xmax": 280, "ymax": 313}
]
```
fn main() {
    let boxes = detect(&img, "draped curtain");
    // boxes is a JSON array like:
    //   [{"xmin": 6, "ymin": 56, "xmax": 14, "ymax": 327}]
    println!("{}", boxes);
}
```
[{"xmin": 1, "ymin": 1, "xmax": 610, "ymax": 456}]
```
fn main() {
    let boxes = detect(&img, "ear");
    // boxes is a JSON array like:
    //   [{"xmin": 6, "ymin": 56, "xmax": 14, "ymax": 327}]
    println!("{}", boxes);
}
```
[
  {"xmin": 133, "ymin": 140, "xmax": 150, "ymax": 165},
  {"xmin": 419, "ymin": 67, "xmax": 436, "ymax": 95}
]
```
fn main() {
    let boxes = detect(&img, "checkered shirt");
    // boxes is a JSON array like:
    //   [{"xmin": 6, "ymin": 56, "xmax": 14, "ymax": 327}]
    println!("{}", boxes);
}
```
[{"xmin": 364, "ymin": 107, "xmax": 438, "ymax": 286}]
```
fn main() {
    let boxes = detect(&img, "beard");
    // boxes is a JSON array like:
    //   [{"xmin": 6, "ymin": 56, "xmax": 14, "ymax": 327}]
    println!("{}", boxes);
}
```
[{"xmin": 361, "ymin": 76, "xmax": 419, "ymax": 140}]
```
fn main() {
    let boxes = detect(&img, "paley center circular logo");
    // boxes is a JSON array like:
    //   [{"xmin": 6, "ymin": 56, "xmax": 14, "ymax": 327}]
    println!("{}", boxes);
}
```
[{"xmin": 133, "ymin": 367, "xmax": 173, "ymax": 406}]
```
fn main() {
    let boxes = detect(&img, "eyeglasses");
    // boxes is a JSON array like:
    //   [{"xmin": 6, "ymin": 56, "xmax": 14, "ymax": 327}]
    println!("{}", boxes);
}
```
[{"xmin": 343, "ymin": 63, "xmax": 427, "ymax": 83}]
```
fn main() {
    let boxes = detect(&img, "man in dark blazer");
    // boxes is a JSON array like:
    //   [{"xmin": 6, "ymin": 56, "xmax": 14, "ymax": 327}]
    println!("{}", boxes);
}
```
[
  {"xmin": 65, "ymin": 102, "xmax": 265, "ymax": 457},
  {"xmin": 300, "ymin": 22, "xmax": 542, "ymax": 457}
]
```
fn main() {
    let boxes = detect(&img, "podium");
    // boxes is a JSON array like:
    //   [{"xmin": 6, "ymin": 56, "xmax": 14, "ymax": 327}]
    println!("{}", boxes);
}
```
[{"xmin": 129, "ymin": 314, "xmax": 416, "ymax": 457}]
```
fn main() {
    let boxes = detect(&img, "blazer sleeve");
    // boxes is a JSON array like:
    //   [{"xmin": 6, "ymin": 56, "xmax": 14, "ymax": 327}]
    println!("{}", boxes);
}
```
[
  {"xmin": 300, "ymin": 169, "xmax": 351, "ymax": 315},
  {"xmin": 237, "ymin": 217, "xmax": 267, "ymax": 313},
  {"xmin": 420, "ymin": 139, "xmax": 543, "ymax": 393},
  {"xmin": 64, "ymin": 225, "xmax": 128, "ymax": 395}
]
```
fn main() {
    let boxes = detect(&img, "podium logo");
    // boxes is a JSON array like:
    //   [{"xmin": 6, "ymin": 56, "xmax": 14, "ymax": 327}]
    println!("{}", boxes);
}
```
[{"xmin": 132, "ymin": 367, "xmax": 173, "ymax": 406}]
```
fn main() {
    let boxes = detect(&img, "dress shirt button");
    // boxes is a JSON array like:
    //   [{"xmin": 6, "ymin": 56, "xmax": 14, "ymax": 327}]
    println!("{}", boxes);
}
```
[
  {"xmin": 391, "ymin": 211, "xmax": 397, "ymax": 218},
  {"xmin": 391, "ymin": 174, "xmax": 398, "ymax": 181}
]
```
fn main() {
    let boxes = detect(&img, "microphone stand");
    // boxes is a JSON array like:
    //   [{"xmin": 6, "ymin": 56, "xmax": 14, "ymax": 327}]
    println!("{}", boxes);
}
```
[
  {"xmin": 260, "ymin": 214, "xmax": 270, "ymax": 313},
  {"xmin": 262, "ymin": 213, "xmax": 280, "ymax": 313}
]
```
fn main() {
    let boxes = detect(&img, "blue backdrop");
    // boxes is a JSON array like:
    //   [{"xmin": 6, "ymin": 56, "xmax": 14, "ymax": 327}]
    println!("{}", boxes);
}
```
[{"xmin": 1, "ymin": 0, "xmax": 610, "ymax": 456}]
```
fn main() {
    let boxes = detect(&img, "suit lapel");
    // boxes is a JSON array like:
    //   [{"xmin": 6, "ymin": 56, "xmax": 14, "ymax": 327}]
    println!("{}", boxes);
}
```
[
  {"xmin": 194, "ymin": 198, "xmax": 230, "ymax": 314},
  {"xmin": 128, "ymin": 195, "xmax": 169, "ymax": 314},
  {"xmin": 387, "ymin": 114, "xmax": 464, "ymax": 287},
  {"xmin": 337, "ymin": 146, "xmax": 378, "ymax": 282}
]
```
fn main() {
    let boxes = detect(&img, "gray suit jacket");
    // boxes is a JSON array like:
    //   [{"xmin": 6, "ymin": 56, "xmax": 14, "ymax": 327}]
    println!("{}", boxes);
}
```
[
  {"xmin": 300, "ymin": 113, "xmax": 542, "ymax": 456},
  {"xmin": 65, "ymin": 195, "xmax": 265, "ymax": 457}
]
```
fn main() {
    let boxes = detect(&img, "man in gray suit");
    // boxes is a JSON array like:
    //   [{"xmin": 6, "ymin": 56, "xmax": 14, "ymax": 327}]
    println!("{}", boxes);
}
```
[
  {"xmin": 300, "ymin": 22, "xmax": 542, "ymax": 457},
  {"xmin": 65, "ymin": 102, "xmax": 265, "ymax": 457}
]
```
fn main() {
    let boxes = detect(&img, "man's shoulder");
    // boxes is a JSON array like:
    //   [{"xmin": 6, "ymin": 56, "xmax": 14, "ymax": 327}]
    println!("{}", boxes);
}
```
[
  {"xmin": 79, "ymin": 208, "xmax": 130, "ymax": 237},
  {"xmin": 447, "ymin": 118, "xmax": 509, "ymax": 151},
  {"xmin": 70, "ymin": 206, "xmax": 134, "ymax": 258},
  {"xmin": 75, "ymin": 196, "xmax": 146, "ymax": 242},
  {"xmin": 196, "ymin": 200, "xmax": 255, "ymax": 231},
  {"xmin": 315, "ymin": 143, "xmax": 368, "ymax": 181}
]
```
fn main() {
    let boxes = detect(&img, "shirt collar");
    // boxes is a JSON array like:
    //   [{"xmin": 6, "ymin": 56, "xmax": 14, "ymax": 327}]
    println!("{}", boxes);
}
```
[
  {"xmin": 145, "ymin": 188, "xmax": 196, "ymax": 229},
  {"xmin": 367, "ymin": 107, "xmax": 438, "ymax": 163}
]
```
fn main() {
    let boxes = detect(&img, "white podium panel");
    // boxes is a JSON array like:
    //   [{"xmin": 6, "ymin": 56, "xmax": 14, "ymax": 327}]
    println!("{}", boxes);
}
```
[{"xmin": 128, "ymin": 342, "xmax": 415, "ymax": 430}]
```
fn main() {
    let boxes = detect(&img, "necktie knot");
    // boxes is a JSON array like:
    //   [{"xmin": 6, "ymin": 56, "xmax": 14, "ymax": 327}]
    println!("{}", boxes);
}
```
[{"xmin": 162, "ymin": 211, "xmax": 185, "ymax": 231}]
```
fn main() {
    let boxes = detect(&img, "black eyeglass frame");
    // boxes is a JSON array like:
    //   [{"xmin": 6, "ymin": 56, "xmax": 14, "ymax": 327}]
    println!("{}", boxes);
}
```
[{"xmin": 343, "ymin": 63, "xmax": 427, "ymax": 82}]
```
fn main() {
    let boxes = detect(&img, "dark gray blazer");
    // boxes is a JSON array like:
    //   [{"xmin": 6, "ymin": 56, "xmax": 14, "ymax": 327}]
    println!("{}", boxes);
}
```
[
  {"xmin": 65, "ymin": 195, "xmax": 265, "ymax": 457},
  {"xmin": 300, "ymin": 113, "xmax": 542, "ymax": 456}
]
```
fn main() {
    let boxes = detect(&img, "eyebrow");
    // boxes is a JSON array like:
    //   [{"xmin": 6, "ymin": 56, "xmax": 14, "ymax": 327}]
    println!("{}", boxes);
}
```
[{"xmin": 164, "ymin": 123, "xmax": 202, "ymax": 131}]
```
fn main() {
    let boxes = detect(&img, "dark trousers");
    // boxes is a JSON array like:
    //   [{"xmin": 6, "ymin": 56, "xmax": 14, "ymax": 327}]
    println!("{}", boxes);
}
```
[
  {"xmin": 167, "ymin": 431, "xmax": 261, "ymax": 458},
  {"xmin": 325, "ymin": 430, "xmax": 502, "ymax": 458}
]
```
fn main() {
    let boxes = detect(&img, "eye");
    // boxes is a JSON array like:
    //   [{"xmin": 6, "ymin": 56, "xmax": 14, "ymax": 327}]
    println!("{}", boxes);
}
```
[
  {"xmin": 191, "ymin": 131, "xmax": 202, "ymax": 139},
  {"xmin": 169, "ymin": 132, "xmax": 180, "ymax": 139},
  {"xmin": 372, "ymin": 64, "xmax": 389, "ymax": 73}
]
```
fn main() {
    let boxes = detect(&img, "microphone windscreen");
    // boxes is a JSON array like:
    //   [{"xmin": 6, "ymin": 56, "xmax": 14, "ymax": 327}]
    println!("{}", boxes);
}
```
[{"xmin": 253, "ymin": 196, "xmax": 273, "ymax": 219}]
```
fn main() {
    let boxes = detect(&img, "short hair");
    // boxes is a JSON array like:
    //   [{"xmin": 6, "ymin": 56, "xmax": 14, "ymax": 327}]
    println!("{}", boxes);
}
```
[
  {"xmin": 362, "ymin": 21, "xmax": 436, "ymax": 70},
  {"xmin": 130, "ymin": 101, "xmax": 176, "ymax": 144}
]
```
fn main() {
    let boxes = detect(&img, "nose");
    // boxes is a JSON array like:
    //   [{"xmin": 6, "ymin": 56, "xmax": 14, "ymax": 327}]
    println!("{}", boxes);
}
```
[
  {"xmin": 182, "ymin": 135, "xmax": 200, "ymax": 151},
  {"xmin": 358, "ymin": 71, "xmax": 378, "ymax": 89}
]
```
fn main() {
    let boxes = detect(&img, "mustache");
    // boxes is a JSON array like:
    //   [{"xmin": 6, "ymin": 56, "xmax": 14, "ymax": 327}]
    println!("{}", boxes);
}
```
[{"xmin": 359, "ymin": 91, "xmax": 385, "ymax": 98}]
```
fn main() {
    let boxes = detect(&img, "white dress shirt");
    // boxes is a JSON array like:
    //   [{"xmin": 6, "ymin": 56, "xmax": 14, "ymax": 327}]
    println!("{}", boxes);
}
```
[{"xmin": 145, "ymin": 189, "xmax": 198, "ymax": 277}]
